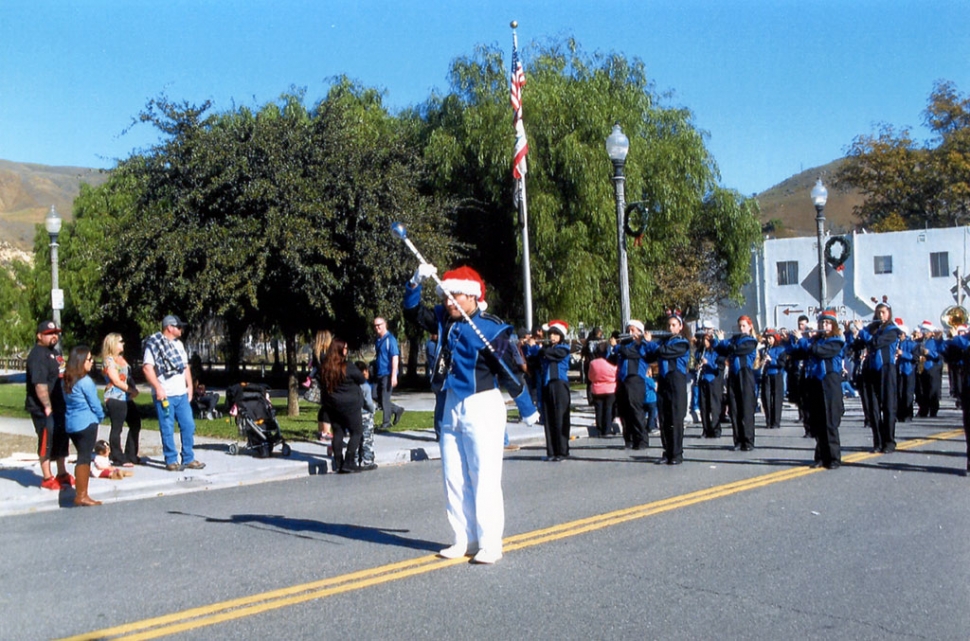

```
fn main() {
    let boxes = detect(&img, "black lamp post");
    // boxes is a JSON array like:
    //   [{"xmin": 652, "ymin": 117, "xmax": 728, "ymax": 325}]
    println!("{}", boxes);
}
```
[
  {"xmin": 606, "ymin": 123, "xmax": 631, "ymax": 328},
  {"xmin": 811, "ymin": 178, "xmax": 829, "ymax": 310}
]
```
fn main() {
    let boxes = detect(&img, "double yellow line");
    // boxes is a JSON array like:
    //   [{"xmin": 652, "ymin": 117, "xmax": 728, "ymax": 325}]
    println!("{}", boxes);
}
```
[{"xmin": 62, "ymin": 429, "xmax": 963, "ymax": 641}]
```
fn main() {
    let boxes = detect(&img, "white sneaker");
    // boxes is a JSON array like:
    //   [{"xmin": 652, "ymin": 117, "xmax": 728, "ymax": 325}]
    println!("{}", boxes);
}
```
[
  {"xmin": 438, "ymin": 543, "xmax": 470, "ymax": 559},
  {"xmin": 471, "ymin": 548, "xmax": 503, "ymax": 564}
]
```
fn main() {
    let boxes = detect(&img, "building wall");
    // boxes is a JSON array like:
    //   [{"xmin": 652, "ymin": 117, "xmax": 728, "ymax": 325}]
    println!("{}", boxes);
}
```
[{"xmin": 716, "ymin": 226, "xmax": 970, "ymax": 332}]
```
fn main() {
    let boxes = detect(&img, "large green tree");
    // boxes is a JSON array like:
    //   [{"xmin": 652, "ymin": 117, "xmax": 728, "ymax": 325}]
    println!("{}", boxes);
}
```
[
  {"xmin": 62, "ymin": 83, "xmax": 452, "ymax": 414},
  {"xmin": 836, "ymin": 80, "xmax": 970, "ymax": 230},
  {"xmin": 421, "ymin": 40, "xmax": 761, "ymax": 329}
]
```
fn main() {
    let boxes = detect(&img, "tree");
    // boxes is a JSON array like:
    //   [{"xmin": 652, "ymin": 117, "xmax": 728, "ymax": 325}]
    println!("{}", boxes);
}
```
[
  {"xmin": 836, "ymin": 80, "xmax": 970, "ymax": 230},
  {"xmin": 59, "ymin": 84, "xmax": 452, "ymax": 414},
  {"xmin": 421, "ymin": 40, "xmax": 762, "ymax": 329}
]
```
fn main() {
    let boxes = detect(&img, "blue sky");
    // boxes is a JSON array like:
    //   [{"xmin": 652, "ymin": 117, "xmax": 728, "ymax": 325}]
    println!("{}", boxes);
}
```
[{"xmin": 2, "ymin": 0, "xmax": 968, "ymax": 196}]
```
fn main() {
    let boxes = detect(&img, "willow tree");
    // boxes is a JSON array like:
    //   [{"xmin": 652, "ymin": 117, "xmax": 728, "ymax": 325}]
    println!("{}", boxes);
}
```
[{"xmin": 421, "ymin": 40, "xmax": 760, "ymax": 329}]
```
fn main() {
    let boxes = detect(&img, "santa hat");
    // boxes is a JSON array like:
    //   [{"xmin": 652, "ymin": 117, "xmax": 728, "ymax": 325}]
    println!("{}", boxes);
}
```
[
  {"xmin": 627, "ymin": 319, "xmax": 645, "ymax": 333},
  {"xmin": 958, "ymin": 325, "xmax": 968, "ymax": 335},
  {"xmin": 436, "ymin": 266, "xmax": 488, "ymax": 311},
  {"xmin": 547, "ymin": 320, "xmax": 569, "ymax": 338},
  {"xmin": 919, "ymin": 320, "xmax": 935, "ymax": 332},
  {"xmin": 818, "ymin": 308, "xmax": 839, "ymax": 324}
]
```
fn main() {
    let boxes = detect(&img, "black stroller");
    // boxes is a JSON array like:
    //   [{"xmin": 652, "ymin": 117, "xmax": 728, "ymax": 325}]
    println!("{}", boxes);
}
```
[{"xmin": 225, "ymin": 382, "xmax": 292, "ymax": 458}]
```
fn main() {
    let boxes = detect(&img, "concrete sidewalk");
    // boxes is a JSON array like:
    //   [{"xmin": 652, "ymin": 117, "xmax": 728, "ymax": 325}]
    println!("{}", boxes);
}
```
[{"xmin": 0, "ymin": 389, "xmax": 592, "ymax": 517}]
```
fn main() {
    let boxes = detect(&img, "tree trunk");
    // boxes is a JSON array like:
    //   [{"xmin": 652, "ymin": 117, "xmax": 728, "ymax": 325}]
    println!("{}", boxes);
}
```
[{"xmin": 285, "ymin": 330, "xmax": 300, "ymax": 417}]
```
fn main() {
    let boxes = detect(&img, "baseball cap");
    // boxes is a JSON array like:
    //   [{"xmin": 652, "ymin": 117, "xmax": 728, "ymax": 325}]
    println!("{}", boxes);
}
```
[
  {"xmin": 162, "ymin": 315, "xmax": 186, "ymax": 329},
  {"xmin": 36, "ymin": 320, "xmax": 62, "ymax": 335}
]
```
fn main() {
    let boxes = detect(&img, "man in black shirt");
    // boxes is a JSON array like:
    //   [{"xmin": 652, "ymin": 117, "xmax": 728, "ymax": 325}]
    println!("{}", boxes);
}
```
[{"xmin": 25, "ymin": 320, "xmax": 71, "ymax": 490}]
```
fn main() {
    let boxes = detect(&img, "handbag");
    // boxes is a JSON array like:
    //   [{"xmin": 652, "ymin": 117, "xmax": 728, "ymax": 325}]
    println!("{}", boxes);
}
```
[{"xmin": 303, "ymin": 377, "xmax": 322, "ymax": 404}]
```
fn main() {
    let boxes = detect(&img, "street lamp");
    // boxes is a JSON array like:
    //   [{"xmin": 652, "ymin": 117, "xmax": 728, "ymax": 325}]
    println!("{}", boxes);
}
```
[
  {"xmin": 44, "ymin": 205, "xmax": 63, "ymax": 329},
  {"xmin": 811, "ymin": 177, "xmax": 829, "ymax": 310},
  {"xmin": 606, "ymin": 122, "xmax": 631, "ymax": 328}
]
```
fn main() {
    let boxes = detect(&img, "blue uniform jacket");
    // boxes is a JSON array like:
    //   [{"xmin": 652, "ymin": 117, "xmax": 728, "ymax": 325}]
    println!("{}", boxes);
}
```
[
  {"xmin": 641, "ymin": 335, "xmax": 690, "ymax": 377},
  {"xmin": 539, "ymin": 345, "xmax": 571, "ymax": 387},
  {"xmin": 403, "ymin": 282, "xmax": 536, "ymax": 418},
  {"xmin": 614, "ymin": 339, "xmax": 650, "ymax": 382},
  {"xmin": 790, "ymin": 334, "xmax": 845, "ymax": 380},
  {"xmin": 762, "ymin": 344, "xmax": 789, "ymax": 376},
  {"xmin": 699, "ymin": 348, "xmax": 725, "ymax": 382},
  {"xmin": 713, "ymin": 334, "xmax": 758, "ymax": 372},
  {"xmin": 896, "ymin": 336, "xmax": 917, "ymax": 376},
  {"xmin": 643, "ymin": 376, "xmax": 657, "ymax": 405},
  {"xmin": 853, "ymin": 321, "xmax": 902, "ymax": 371}
]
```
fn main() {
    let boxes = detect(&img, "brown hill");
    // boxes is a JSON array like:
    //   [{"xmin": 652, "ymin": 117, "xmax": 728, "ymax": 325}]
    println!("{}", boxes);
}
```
[
  {"xmin": 0, "ymin": 157, "xmax": 863, "ymax": 251},
  {"xmin": 0, "ymin": 159, "xmax": 109, "ymax": 250},
  {"xmin": 755, "ymin": 158, "xmax": 865, "ymax": 238}
]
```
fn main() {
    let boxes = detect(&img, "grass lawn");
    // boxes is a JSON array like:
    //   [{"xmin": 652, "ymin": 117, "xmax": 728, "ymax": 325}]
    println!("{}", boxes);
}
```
[{"xmin": 0, "ymin": 383, "xmax": 435, "ymax": 442}]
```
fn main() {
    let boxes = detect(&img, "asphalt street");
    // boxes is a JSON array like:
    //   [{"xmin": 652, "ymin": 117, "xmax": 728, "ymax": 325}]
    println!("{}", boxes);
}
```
[{"xmin": 1, "ymin": 394, "xmax": 968, "ymax": 640}]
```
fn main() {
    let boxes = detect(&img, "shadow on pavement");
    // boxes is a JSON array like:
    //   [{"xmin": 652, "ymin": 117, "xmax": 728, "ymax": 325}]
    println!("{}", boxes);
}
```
[{"xmin": 169, "ymin": 510, "xmax": 442, "ymax": 551}]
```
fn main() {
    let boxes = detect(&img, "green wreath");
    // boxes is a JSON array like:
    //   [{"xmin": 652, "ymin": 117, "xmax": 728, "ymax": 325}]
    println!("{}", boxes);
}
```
[
  {"xmin": 624, "ymin": 201, "xmax": 653, "ymax": 238},
  {"xmin": 824, "ymin": 236, "xmax": 851, "ymax": 268}
]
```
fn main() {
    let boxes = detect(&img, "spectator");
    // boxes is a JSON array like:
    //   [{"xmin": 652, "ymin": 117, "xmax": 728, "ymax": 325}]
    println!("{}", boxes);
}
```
[
  {"xmin": 310, "ymin": 330, "xmax": 333, "ymax": 442},
  {"xmin": 91, "ymin": 440, "xmax": 134, "ymax": 479},
  {"xmin": 101, "ymin": 332, "xmax": 142, "ymax": 465},
  {"xmin": 63, "ymin": 346, "xmax": 105, "ymax": 506},
  {"xmin": 143, "ymin": 315, "xmax": 205, "ymax": 472},
  {"xmin": 191, "ymin": 380, "xmax": 220, "ymax": 420},
  {"xmin": 355, "ymin": 360, "xmax": 378, "ymax": 471},
  {"xmin": 373, "ymin": 317, "xmax": 404, "ymax": 430},
  {"xmin": 587, "ymin": 341, "xmax": 617, "ymax": 438},
  {"xmin": 25, "ymin": 320, "xmax": 72, "ymax": 490},
  {"xmin": 320, "ymin": 339, "xmax": 369, "ymax": 473}
]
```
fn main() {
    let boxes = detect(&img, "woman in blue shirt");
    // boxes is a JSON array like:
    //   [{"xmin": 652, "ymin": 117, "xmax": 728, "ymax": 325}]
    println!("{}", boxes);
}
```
[{"xmin": 63, "ymin": 346, "xmax": 106, "ymax": 506}]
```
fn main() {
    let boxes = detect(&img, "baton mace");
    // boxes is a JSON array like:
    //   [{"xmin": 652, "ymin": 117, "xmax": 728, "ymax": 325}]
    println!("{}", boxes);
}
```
[{"xmin": 391, "ymin": 222, "xmax": 518, "ymax": 381}]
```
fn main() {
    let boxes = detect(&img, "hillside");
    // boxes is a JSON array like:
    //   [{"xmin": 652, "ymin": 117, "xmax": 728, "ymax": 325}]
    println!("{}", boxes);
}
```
[
  {"xmin": 0, "ymin": 156, "xmax": 863, "ymax": 252},
  {"xmin": 0, "ymin": 159, "xmax": 109, "ymax": 250},
  {"xmin": 754, "ymin": 158, "xmax": 864, "ymax": 237}
]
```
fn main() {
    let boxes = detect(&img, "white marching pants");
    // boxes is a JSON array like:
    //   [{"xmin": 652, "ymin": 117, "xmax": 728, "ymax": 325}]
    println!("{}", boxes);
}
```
[{"xmin": 439, "ymin": 387, "xmax": 507, "ymax": 553}]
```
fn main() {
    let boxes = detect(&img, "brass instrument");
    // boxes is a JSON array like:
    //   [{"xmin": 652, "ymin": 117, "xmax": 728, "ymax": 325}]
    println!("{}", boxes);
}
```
[{"xmin": 941, "ymin": 305, "xmax": 968, "ymax": 331}]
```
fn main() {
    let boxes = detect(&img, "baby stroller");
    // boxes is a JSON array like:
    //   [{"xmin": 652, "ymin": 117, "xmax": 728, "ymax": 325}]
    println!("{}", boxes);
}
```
[{"xmin": 225, "ymin": 382, "xmax": 292, "ymax": 458}]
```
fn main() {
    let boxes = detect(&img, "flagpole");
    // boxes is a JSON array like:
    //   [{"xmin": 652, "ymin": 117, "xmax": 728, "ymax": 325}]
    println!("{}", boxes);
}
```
[{"xmin": 511, "ymin": 21, "xmax": 533, "ymax": 331}]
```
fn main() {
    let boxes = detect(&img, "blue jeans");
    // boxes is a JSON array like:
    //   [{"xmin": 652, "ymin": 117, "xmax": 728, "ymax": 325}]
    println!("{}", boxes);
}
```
[{"xmin": 155, "ymin": 394, "xmax": 196, "ymax": 465}]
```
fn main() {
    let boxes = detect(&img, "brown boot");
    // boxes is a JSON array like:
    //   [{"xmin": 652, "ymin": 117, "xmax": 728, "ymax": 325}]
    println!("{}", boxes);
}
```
[{"xmin": 73, "ymin": 464, "xmax": 102, "ymax": 507}]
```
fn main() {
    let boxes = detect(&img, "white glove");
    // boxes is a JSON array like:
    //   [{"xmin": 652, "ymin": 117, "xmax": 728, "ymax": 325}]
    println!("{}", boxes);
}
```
[
  {"xmin": 410, "ymin": 263, "xmax": 436, "ymax": 287},
  {"xmin": 523, "ymin": 412, "xmax": 540, "ymax": 427}
]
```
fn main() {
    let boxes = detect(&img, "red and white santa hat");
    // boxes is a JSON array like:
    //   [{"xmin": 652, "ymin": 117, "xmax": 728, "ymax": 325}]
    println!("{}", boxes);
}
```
[
  {"xmin": 436, "ymin": 266, "xmax": 488, "ymax": 311},
  {"xmin": 547, "ymin": 320, "xmax": 569, "ymax": 338},
  {"xmin": 919, "ymin": 320, "xmax": 935, "ymax": 332}
]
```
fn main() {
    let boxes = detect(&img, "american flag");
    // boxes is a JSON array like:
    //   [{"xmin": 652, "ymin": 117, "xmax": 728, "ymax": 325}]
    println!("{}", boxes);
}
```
[{"xmin": 510, "ymin": 38, "xmax": 528, "ymax": 181}]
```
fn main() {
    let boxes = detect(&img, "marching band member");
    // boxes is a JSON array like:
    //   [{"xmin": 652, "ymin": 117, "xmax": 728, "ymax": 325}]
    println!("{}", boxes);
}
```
[
  {"xmin": 539, "ymin": 320, "xmax": 572, "ymax": 461},
  {"xmin": 943, "ymin": 329, "xmax": 970, "ymax": 476},
  {"xmin": 760, "ymin": 329, "xmax": 788, "ymax": 430},
  {"xmin": 403, "ymin": 264, "xmax": 539, "ymax": 564},
  {"xmin": 641, "ymin": 309, "xmax": 691, "ymax": 464},
  {"xmin": 850, "ymin": 297, "xmax": 903, "ymax": 453},
  {"xmin": 614, "ymin": 320, "xmax": 651, "ymax": 450},
  {"xmin": 915, "ymin": 321, "xmax": 944, "ymax": 418},
  {"xmin": 695, "ymin": 324, "xmax": 726, "ymax": 438},
  {"xmin": 895, "ymin": 320, "xmax": 916, "ymax": 422},
  {"xmin": 790, "ymin": 308, "xmax": 845, "ymax": 469},
  {"xmin": 714, "ymin": 316, "xmax": 759, "ymax": 451}
]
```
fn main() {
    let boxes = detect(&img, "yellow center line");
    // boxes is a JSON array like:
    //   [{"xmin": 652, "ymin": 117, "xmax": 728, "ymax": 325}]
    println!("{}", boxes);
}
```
[{"xmin": 61, "ymin": 429, "xmax": 964, "ymax": 641}]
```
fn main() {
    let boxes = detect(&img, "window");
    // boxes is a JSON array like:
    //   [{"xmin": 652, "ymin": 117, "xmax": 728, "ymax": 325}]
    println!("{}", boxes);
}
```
[
  {"xmin": 777, "ymin": 260, "xmax": 798, "ymax": 286},
  {"xmin": 874, "ymin": 255, "xmax": 893, "ymax": 275},
  {"xmin": 930, "ymin": 251, "xmax": 949, "ymax": 278}
]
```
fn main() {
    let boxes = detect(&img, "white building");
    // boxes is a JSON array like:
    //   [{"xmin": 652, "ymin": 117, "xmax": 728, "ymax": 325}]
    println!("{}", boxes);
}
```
[{"xmin": 717, "ymin": 226, "xmax": 970, "ymax": 331}]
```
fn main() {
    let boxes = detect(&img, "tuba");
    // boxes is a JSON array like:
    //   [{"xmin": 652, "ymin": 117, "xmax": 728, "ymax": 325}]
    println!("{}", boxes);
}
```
[{"xmin": 941, "ymin": 305, "xmax": 968, "ymax": 331}]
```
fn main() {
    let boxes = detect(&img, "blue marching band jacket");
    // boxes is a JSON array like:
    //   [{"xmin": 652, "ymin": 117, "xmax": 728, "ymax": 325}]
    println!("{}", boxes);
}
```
[
  {"xmin": 403, "ymin": 282, "xmax": 536, "ymax": 418},
  {"xmin": 789, "ymin": 333, "xmax": 845, "ymax": 380}
]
